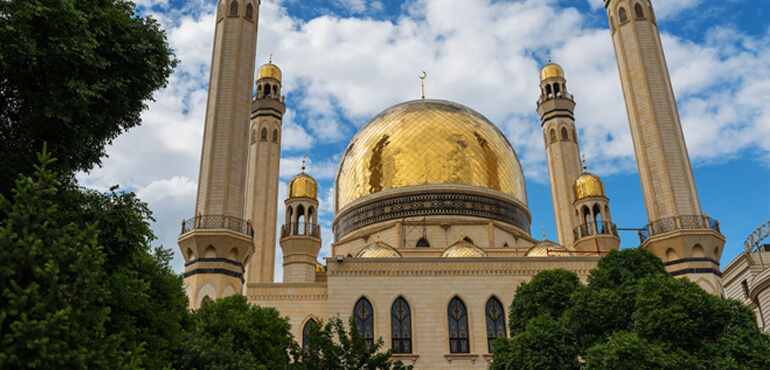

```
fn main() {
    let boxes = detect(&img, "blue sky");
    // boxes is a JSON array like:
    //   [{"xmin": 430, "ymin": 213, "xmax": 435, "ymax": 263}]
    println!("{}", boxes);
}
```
[{"xmin": 80, "ymin": 0, "xmax": 770, "ymax": 280}]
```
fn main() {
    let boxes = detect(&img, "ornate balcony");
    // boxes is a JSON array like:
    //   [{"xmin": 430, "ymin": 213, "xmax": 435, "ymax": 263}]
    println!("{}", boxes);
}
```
[
  {"xmin": 573, "ymin": 221, "xmax": 619, "ymax": 241},
  {"xmin": 180, "ymin": 215, "xmax": 254, "ymax": 237},
  {"xmin": 281, "ymin": 222, "xmax": 321, "ymax": 238},
  {"xmin": 639, "ymin": 215, "xmax": 720, "ymax": 243}
]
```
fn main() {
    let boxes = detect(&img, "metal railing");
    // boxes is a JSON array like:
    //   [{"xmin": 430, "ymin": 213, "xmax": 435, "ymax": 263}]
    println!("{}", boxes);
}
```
[
  {"xmin": 180, "ymin": 215, "xmax": 254, "ymax": 237},
  {"xmin": 573, "ymin": 221, "xmax": 619, "ymax": 240},
  {"xmin": 281, "ymin": 222, "xmax": 321, "ymax": 238},
  {"xmin": 537, "ymin": 92, "xmax": 575, "ymax": 105},
  {"xmin": 639, "ymin": 215, "xmax": 720, "ymax": 243}
]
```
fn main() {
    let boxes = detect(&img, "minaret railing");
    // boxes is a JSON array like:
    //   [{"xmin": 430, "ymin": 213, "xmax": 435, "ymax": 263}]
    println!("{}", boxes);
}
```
[
  {"xmin": 281, "ymin": 222, "xmax": 321, "ymax": 238},
  {"xmin": 180, "ymin": 215, "xmax": 254, "ymax": 237},
  {"xmin": 638, "ymin": 215, "xmax": 721, "ymax": 243}
]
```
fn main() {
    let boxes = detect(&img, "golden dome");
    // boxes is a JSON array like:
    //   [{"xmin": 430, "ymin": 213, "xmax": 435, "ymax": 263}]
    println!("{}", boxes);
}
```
[
  {"xmin": 257, "ymin": 62, "xmax": 282, "ymax": 81},
  {"xmin": 526, "ymin": 239, "xmax": 571, "ymax": 257},
  {"xmin": 289, "ymin": 172, "xmax": 318, "ymax": 199},
  {"xmin": 335, "ymin": 100, "xmax": 526, "ymax": 211},
  {"xmin": 441, "ymin": 240, "xmax": 488, "ymax": 258},
  {"xmin": 574, "ymin": 172, "xmax": 605, "ymax": 200},
  {"xmin": 540, "ymin": 63, "xmax": 564, "ymax": 81},
  {"xmin": 356, "ymin": 238, "xmax": 402, "ymax": 258},
  {"xmin": 315, "ymin": 263, "xmax": 325, "ymax": 273}
]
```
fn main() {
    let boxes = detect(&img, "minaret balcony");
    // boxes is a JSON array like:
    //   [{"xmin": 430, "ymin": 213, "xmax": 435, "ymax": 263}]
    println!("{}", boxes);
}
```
[
  {"xmin": 537, "ymin": 92, "xmax": 574, "ymax": 105},
  {"xmin": 574, "ymin": 221, "xmax": 619, "ymax": 240},
  {"xmin": 180, "ymin": 215, "xmax": 254, "ymax": 238},
  {"xmin": 639, "ymin": 215, "xmax": 721, "ymax": 243},
  {"xmin": 281, "ymin": 222, "xmax": 321, "ymax": 238}
]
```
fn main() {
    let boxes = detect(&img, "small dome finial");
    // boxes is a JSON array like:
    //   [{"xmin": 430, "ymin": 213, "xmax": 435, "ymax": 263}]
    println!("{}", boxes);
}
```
[
  {"xmin": 542, "ymin": 225, "xmax": 547, "ymax": 240},
  {"xmin": 302, "ymin": 154, "xmax": 307, "ymax": 172},
  {"xmin": 420, "ymin": 71, "xmax": 427, "ymax": 100},
  {"xmin": 548, "ymin": 53, "xmax": 552, "ymax": 63},
  {"xmin": 269, "ymin": 53, "xmax": 273, "ymax": 64},
  {"xmin": 582, "ymin": 154, "xmax": 588, "ymax": 171}
]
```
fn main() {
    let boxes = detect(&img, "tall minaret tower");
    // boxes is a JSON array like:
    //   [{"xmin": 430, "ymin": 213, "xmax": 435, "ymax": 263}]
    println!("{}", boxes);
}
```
[
  {"xmin": 605, "ymin": 0, "xmax": 724, "ymax": 294},
  {"xmin": 244, "ymin": 59, "xmax": 285, "ymax": 283},
  {"xmin": 537, "ymin": 62, "xmax": 582, "ymax": 248},
  {"xmin": 178, "ymin": 0, "xmax": 261, "ymax": 308},
  {"xmin": 279, "ymin": 161, "xmax": 321, "ymax": 283}
]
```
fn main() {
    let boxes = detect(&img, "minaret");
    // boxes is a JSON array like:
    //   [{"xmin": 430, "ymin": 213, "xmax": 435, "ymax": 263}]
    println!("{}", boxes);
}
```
[
  {"xmin": 572, "ymin": 159, "xmax": 620, "ymax": 253},
  {"xmin": 244, "ymin": 58, "xmax": 285, "ymax": 283},
  {"xmin": 537, "ymin": 61, "xmax": 582, "ymax": 248},
  {"xmin": 605, "ymin": 0, "xmax": 724, "ymax": 294},
  {"xmin": 179, "ymin": 0, "xmax": 261, "ymax": 308},
  {"xmin": 280, "ymin": 160, "xmax": 321, "ymax": 283}
]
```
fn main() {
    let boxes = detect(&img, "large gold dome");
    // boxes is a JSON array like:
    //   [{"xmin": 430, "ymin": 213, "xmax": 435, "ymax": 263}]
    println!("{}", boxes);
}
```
[{"xmin": 335, "ymin": 100, "xmax": 526, "ymax": 211}]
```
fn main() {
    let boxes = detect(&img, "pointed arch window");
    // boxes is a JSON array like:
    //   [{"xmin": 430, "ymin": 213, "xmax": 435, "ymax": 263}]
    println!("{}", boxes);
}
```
[
  {"xmin": 391, "ymin": 298, "xmax": 412, "ymax": 353},
  {"xmin": 561, "ymin": 127, "xmax": 569, "ymax": 141},
  {"xmin": 486, "ymin": 297, "xmax": 506, "ymax": 353},
  {"xmin": 648, "ymin": 3, "xmax": 657, "ymax": 23},
  {"xmin": 416, "ymin": 238, "xmax": 430, "ymax": 248},
  {"xmin": 302, "ymin": 319, "xmax": 317, "ymax": 349},
  {"xmin": 549, "ymin": 129, "xmax": 557, "ymax": 143},
  {"xmin": 272, "ymin": 129, "xmax": 278, "ymax": 142},
  {"xmin": 572, "ymin": 128, "xmax": 578, "ymax": 143},
  {"xmin": 260, "ymin": 127, "xmax": 267, "ymax": 141},
  {"xmin": 229, "ymin": 0, "xmax": 238, "ymax": 15},
  {"xmin": 619, "ymin": 7, "xmax": 628, "ymax": 23},
  {"xmin": 448, "ymin": 297, "xmax": 470, "ymax": 353},
  {"xmin": 635, "ymin": 3, "xmax": 644, "ymax": 19},
  {"xmin": 246, "ymin": 3, "xmax": 254, "ymax": 19},
  {"xmin": 354, "ymin": 297, "xmax": 374, "ymax": 347}
]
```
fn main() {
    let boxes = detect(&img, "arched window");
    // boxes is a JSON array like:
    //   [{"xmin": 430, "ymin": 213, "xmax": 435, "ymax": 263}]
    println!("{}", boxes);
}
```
[
  {"xmin": 416, "ymin": 238, "xmax": 430, "ymax": 248},
  {"xmin": 545, "ymin": 84, "xmax": 552, "ymax": 96},
  {"xmin": 549, "ymin": 129, "xmax": 557, "ymax": 143},
  {"xmin": 202, "ymin": 295, "xmax": 212, "ymax": 304},
  {"xmin": 619, "ymin": 7, "xmax": 628, "ymax": 23},
  {"xmin": 229, "ymin": 0, "xmax": 238, "ymax": 15},
  {"xmin": 246, "ymin": 3, "xmax": 254, "ymax": 19},
  {"xmin": 354, "ymin": 298, "xmax": 374, "ymax": 347},
  {"xmin": 296, "ymin": 205, "xmax": 305, "ymax": 234},
  {"xmin": 263, "ymin": 83, "xmax": 271, "ymax": 98},
  {"xmin": 302, "ymin": 319, "xmax": 317, "ymax": 349},
  {"xmin": 448, "ymin": 297, "xmax": 469, "ymax": 353},
  {"xmin": 635, "ymin": 3, "xmax": 644, "ymax": 19},
  {"xmin": 463, "ymin": 236, "xmax": 474, "ymax": 244},
  {"xmin": 391, "ymin": 298, "xmax": 412, "ymax": 354},
  {"xmin": 561, "ymin": 127, "xmax": 569, "ymax": 141},
  {"xmin": 485, "ymin": 297, "xmax": 506, "ymax": 353},
  {"xmin": 260, "ymin": 127, "xmax": 267, "ymax": 141},
  {"xmin": 272, "ymin": 129, "xmax": 278, "ymax": 142},
  {"xmin": 594, "ymin": 204, "xmax": 604, "ymax": 234},
  {"xmin": 553, "ymin": 83, "xmax": 561, "ymax": 96},
  {"xmin": 583, "ymin": 206, "xmax": 593, "ymax": 235}
]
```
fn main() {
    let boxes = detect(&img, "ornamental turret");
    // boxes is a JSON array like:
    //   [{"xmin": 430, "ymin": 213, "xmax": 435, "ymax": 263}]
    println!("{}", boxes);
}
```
[{"xmin": 279, "ymin": 160, "xmax": 321, "ymax": 283}]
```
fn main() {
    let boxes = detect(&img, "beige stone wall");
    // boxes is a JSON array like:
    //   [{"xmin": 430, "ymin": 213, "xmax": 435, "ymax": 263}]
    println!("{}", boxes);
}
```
[
  {"xmin": 248, "ymin": 257, "xmax": 599, "ymax": 369},
  {"xmin": 723, "ymin": 252, "xmax": 770, "ymax": 331}
]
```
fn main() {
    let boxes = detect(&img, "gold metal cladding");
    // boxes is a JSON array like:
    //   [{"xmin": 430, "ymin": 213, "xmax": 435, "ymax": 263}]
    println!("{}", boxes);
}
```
[
  {"xmin": 526, "ymin": 239, "xmax": 570, "ymax": 257},
  {"xmin": 257, "ymin": 63, "xmax": 282, "ymax": 81},
  {"xmin": 573, "ymin": 172, "xmax": 605, "ymax": 200},
  {"xmin": 335, "ymin": 100, "xmax": 526, "ymax": 212},
  {"xmin": 540, "ymin": 63, "xmax": 565, "ymax": 81},
  {"xmin": 289, "ymin": 173, "xmax": 318, "ymax": 199},
  {"xmin": 356, "ymin": 239, "xmax": 402, "ymax": 258},
  {"xmin": 441, "ymin": 240, "xmax": 488, "ymax": 258}
]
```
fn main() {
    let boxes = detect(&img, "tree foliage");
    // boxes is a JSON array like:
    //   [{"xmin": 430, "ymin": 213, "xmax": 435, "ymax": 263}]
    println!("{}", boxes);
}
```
[
  {"xmin": 491, "ymin": 248, "xmax": 770, "ymax": 370},
  {"xmin": 0, "ymin": 0, "xmax": 177, "ymax": 194},
  {"xmin": 174, "ymin": 295, "xmax": 296, "ymax": 370},
  {"xmin": 294, "ymin": 315, "xmax": 413, "ymax": 370},
  {"xmin": 0, "ymin": 148, "xmax": 131, "ymax": 368}
]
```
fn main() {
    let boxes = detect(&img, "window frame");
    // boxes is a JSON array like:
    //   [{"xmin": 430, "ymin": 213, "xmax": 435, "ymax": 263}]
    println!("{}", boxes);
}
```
[
  {"xmin": 447, "ymin": 297, "xmax": 470, "ymax": 354},
  {"xmin": 354, "ymin": 297, "xmax": 375, "ymax": 347},
  {"xmin": 391, "ymin": 297, "xmax": 412, "ymax": 354}
]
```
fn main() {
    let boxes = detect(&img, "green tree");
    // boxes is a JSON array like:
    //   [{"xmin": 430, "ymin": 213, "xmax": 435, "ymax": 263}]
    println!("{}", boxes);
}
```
[
  {"xmin": 0, "ymin": 148, "xmax": 133, "ymax": 368},
  {"xmin": 491, "ymin": 248, "xmax": 770, "ymax": 370},
  {"xmin": 0, "ymin": 0, "xmax": 177, "ymax": 194},
  {"xmin": 175, "ymin": 295, "xmax": 296, "ymax": 370},
  {"xmin": 58, "ymin": 185, "xmax": 190, "ymax": 368},
  {"xmin": 295, "ymin": 315, "xmax": 412, "ymax": 370}
]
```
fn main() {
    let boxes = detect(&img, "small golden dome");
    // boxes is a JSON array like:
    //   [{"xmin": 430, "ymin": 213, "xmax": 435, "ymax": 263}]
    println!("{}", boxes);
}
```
[
  {"xmin": 315, "ymin": 263, "xmax": 325, "ymax": 273},
  {"xmin": 356, "ymin": 238, "xmax": 402, "ymax": 258},
  {"xmin": 289, "ymin": 172, "xmax": 318, "ymax": 199},
  {"xmin": 441, "ymin": 240, "xmax": 488, "ymax": 258},
  {"xmin": 526, "ymin": 239, "xmax": 571, "ymax": 257},
  {"xmin": 257, "ymin": 62, "xmax": 282, "ymax": 81},
  {"xmin": 574, "ymin": 172, "xmax": 605, "ymax": 200},
  {"xmin": 540, "ymin": 63, "xmax": 564, "ymax": 81},
  {"xmin": 335, "ymin": 100, "xmax": 526, "ymax": 211}
]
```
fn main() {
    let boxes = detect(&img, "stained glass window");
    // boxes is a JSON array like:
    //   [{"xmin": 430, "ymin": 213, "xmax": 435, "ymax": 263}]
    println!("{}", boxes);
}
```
[
  {"xmin": 302, "ymin": 319, "xmax": 317, "ymax": 349},
  {"xmin": 391, "ymin": 298, "xmax": 412, "ymax": 353},
  {"xmin": 485, "ymin": 297, "xmax": 506, "ymax": 352},
  {"xmin": 354, "ymin": 297, "xmax": 374, "ymax": 347},
  {"xmin": 448, "ymin": 297, "xmax": 469, "ymax": 353}
]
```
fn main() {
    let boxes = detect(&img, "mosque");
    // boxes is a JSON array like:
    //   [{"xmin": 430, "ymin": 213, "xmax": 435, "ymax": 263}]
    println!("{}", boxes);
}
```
[{"xmin": 178, "ymin": 0, "xmax": 727, "ymax": 367}]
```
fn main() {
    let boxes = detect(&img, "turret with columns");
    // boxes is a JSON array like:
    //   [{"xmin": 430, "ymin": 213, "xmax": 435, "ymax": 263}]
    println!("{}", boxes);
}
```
[{"xmin": 280, "ymin": 159, "xmax": 321, "ymax": 283}]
